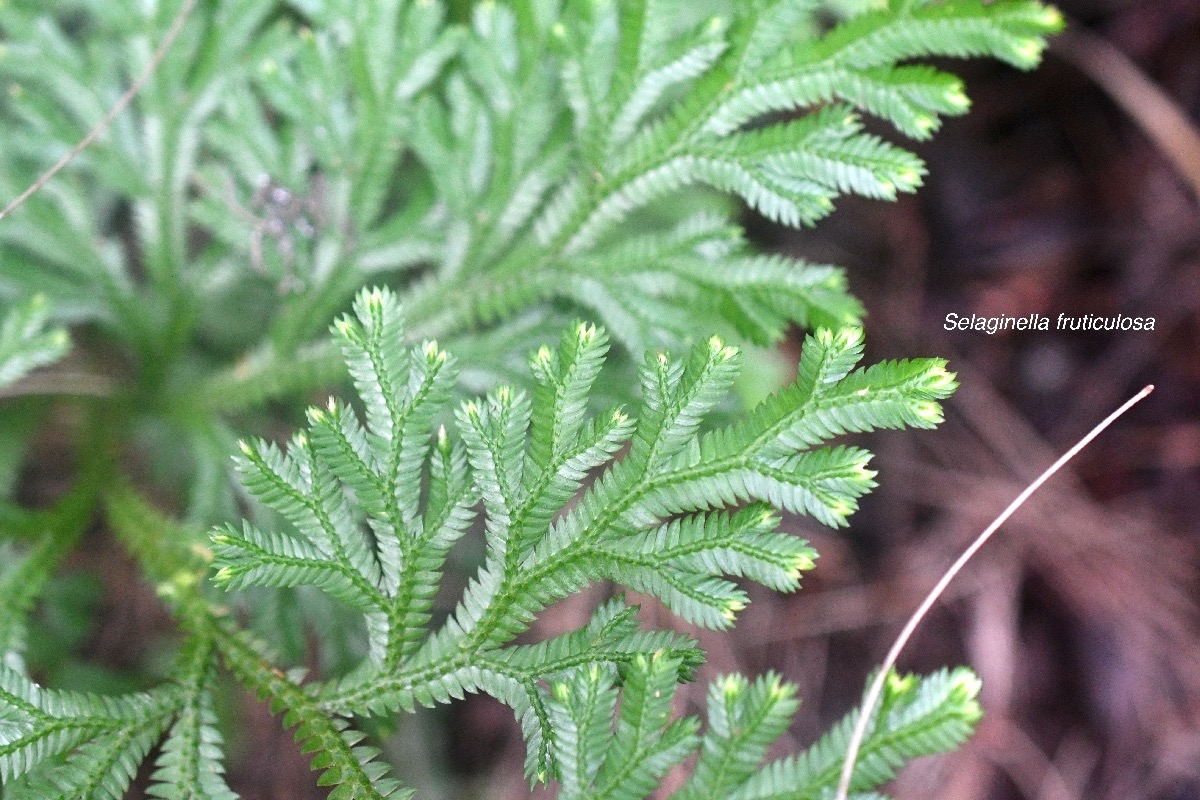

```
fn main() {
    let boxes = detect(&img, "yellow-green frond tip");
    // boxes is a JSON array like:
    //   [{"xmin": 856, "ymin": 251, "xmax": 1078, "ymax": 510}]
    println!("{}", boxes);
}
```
[
  {"xmin": 944, "ymin": 84, "xmax": 970, "ymax": 112},
  {"xmin": 915, "ymin": 400, "xmax": 944, "ymax": 424},
  {"xmin": 926, "ymin": 364, "xmax": 958, "ymax": 392},
  {"xmin": 1038, "ymin": 5, "xmax": 1066, "ymax": 31},
  {"xmin": 722, "ymin": 598, "xmax": 746, "ymax": 621}
]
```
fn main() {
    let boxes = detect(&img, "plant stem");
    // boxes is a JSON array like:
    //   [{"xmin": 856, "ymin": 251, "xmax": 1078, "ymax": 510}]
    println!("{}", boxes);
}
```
[{"xmin": 834, "ymin": 385, "xmax": 1155, "ymax": 800}]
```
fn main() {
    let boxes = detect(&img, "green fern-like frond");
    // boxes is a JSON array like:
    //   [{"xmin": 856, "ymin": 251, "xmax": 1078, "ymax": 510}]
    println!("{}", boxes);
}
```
[
  {"xmin": 536, "ymin": 0, "xmax": 1061, "ymax": 252},
  {"xmin": 704, "ymin": 0, "xmax": 1061, "ymax": 138},
  {"xmin": 546, "ymin": 658, "xmax": 982, "ymax": 800},
  {"xmin": 209, "ymin": 285, "xmax": 955, "ymax": 784}
]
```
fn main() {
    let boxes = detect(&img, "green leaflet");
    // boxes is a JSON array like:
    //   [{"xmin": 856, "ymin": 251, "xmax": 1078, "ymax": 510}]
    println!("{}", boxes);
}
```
[{"xmin": 210, "ymin": 285, "xmax": 955, "ymax": 783}]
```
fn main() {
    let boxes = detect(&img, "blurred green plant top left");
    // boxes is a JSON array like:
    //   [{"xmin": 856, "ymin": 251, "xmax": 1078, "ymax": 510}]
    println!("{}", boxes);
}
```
[{"xmin": 0, "ymin": 1, "xmax": 1060, "ymax": 798}]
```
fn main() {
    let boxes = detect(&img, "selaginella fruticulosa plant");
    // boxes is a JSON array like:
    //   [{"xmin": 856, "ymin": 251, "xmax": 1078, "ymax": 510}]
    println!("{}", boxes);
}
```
[{"xmin": 0, "ymin": 1, "xmax": 1060, "ymax": 797}]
